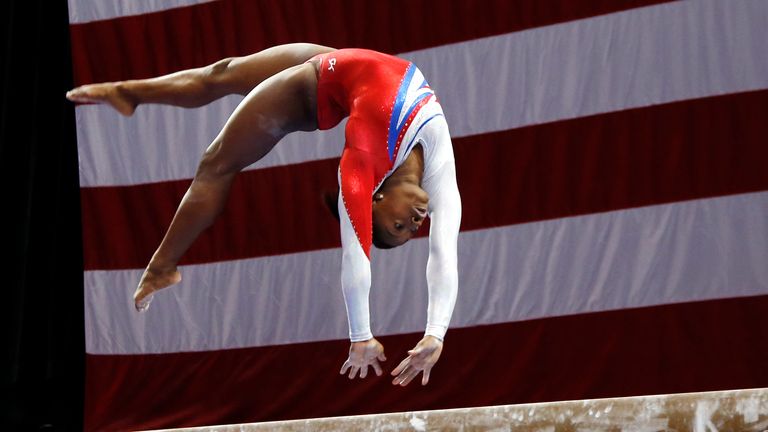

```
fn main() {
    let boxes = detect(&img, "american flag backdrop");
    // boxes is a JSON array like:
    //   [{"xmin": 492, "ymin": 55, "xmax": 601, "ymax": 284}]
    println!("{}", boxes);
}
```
[{"xmin": 68, "ymin": 1, "xmax": 768, "ymax": 430}]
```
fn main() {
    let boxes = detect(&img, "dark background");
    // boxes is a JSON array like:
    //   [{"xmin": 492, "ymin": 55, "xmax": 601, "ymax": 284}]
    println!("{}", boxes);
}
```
[{"xmin": 2, "ymin": 0, "xmax": 85, "ymax": 430}]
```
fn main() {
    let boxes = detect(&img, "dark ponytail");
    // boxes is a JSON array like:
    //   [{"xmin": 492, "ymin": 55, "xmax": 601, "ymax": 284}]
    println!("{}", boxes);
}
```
[
  {"xmin": 322, "ymin": 189, "xmax": 340, "ymax": 221},
  {"xmin": 322, "ymin": 188, "xmax": 394, "ymax": 249}
]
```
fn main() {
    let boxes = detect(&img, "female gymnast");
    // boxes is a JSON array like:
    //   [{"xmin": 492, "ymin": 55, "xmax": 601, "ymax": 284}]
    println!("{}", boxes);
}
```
[{"xmin": 67, "ymin": 43, "xmax": 462, "ymax": 387}]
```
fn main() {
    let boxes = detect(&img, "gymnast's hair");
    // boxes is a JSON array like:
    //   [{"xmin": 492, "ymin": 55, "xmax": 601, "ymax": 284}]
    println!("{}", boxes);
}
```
[{"xmin": 322, "ymin": 190, "xmax": 395, "ymax": 249}]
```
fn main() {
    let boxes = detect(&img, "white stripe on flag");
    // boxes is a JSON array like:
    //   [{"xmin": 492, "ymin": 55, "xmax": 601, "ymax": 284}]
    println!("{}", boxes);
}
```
[
  {"xmin": 84, "ymin": 192, "xmax": 768, "ymax": 354},
  {"xmin": 67, "ymin": 0, "xmax": 217, "ymax": 24},
  {"xmin": 75, "ymin": 0, "xmax": 768, "ymax": 187}
]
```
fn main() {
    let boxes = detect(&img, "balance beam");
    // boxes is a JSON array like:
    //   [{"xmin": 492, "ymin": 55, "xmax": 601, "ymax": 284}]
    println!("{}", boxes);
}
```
[{"xmin": 150, "ymin": 388, "xmax": 767, "ymax": 431}]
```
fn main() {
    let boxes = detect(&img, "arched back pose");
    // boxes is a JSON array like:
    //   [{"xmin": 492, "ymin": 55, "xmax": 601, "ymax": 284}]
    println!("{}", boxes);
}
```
[{"xmin": 67, "ymin": 43, "xmax": 462, "ymax": 387}]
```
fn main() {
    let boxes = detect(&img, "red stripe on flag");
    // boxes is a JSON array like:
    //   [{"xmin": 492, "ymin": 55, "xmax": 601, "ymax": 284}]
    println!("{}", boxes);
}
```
[
  {"xmin": 83, "ymin": 294, "xmax": 768, "ymax": 431},
  {"xmin": 80, "ymin": 158, "xmax": 342, "ymax": 270},
  {"xmin": 69, "ymin": 0, "xmax": 677, "ymax": 85},
  {"xmin": 80, "ymin": 90, "xmax": 768, "ymax": 270}
]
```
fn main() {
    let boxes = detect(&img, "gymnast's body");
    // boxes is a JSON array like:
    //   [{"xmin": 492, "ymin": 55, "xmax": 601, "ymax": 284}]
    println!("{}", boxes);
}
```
[{"xmin": 67, "ymin": 43, "xmax": 462, "ymax": 387}]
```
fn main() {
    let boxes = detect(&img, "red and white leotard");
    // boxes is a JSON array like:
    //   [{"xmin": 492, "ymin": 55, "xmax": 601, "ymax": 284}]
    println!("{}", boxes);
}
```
[{"xmin": 313, "ymin": 49, "xmax": 461, "ymax": 342}]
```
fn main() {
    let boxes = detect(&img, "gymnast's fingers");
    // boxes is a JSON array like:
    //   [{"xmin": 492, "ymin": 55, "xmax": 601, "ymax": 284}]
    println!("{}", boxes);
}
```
[
  {"xmin": 391, "ymin": 357, "xmax": 410, "ymax": 376},
  {"xmin": 372, "ymin": 358, "xmax": 383, "ymax": 376},
  {"xmin": 401, "ymin": 371, "xmax": 418, "ymax": 386},
  {"xmin": 340, "ymin": 360, "xmax": 351, "ymax": 375},
  {"xmin": 360, "ymin": 364, "xmax": 369, "ymax": 379},
  {"xmin": 422, "ymin": 367, "xmax": 431, "ymax": 386},
  {"xmin": 348, "ymin": 365, "xmax": 360, "ymax": 379},
  {"xmin": 391, "ymin": 366, "xmax": 407, "ymax": 385},
  {"xmin": 394, "ymin": 366, "xmax": 418, "ymax": 386}
]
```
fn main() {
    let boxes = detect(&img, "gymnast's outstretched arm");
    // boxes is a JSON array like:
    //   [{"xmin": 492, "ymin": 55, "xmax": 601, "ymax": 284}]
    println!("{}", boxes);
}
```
[
  {"xmin": 389, "ymin": 160, "xmax": 461, "ymax": 386},
  {"xmin": 66, "ymin": 43, "xmax": 334, "ymax": 115}
]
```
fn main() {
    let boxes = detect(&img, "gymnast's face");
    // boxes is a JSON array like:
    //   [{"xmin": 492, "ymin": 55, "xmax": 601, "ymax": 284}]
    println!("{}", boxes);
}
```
[{"xmin": 372, "ymin": 183, "xmax": 429, "ymax": 248}]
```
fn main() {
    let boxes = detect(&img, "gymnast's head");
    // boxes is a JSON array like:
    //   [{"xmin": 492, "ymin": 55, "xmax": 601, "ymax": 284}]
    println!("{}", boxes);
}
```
[
  {"xmin": 371, "ymin": 181, "xmax": 429, "ymax": 248},
  {"xmin": 323, "ymin": 182, "xmax": 429, "ymax": 249}
]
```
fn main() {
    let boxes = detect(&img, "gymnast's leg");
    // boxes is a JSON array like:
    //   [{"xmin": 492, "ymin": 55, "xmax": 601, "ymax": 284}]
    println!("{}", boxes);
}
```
[
  {"xmin": 133, "ymin": 62, "xmax": 320, "ymax": 310},
  {"xmin": 66, "ymin": 43, "xmax": 334, "ymax": 115}
]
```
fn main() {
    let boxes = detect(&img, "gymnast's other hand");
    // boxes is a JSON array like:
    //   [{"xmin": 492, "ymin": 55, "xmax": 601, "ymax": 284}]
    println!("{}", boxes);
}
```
[
  {"xmin": 340, "ymin": 338, "xmax": 387, "ymax": 380},
  {"xmin": 391, "ymin": 335, "xmax": 443, "ymax": 386},
  {"xmin": 66, "ymin": 82, "xmax": 137, "ymax": 116}
]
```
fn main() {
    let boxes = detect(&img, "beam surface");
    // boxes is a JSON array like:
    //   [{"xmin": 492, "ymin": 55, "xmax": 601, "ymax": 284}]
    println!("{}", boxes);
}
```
[{"xmin": 149, "ymin": 388, "xmax": 768, "ymax": 431}]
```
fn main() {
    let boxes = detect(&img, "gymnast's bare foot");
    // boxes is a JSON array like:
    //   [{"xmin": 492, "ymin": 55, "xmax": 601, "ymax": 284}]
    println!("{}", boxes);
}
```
[
  {"xmin": 133, "ymin": 265, "xmax": 182, "ymax": 312},
  {"xmin": 66, "ymin": 82, "xmax": 137, "ymax": 116}
]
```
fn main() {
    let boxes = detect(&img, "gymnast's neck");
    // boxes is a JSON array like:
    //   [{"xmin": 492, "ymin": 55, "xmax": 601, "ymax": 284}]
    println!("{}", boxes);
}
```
[{"xmin": 388, "ymin": 145, "xmax": 424, "ymax": 186}]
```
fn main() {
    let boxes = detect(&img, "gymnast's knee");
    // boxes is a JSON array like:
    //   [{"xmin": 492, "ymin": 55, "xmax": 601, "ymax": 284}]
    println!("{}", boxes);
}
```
[{"xmin": 195, "ymin": 139, "xmax": 243, "ymax": 180}]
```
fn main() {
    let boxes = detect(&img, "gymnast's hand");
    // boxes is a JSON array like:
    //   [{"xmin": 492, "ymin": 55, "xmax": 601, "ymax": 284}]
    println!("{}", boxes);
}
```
[
  {"xmin": 391, "ymin": 335, "xmax": 443, "ymax": 386},
  {"xmin": 340, "ymin": 338, "xmax": 387, "ymax": 380}
]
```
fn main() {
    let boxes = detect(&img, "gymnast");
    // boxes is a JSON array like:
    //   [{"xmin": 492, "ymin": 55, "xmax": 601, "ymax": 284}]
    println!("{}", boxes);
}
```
[{"xmin": 67, "ymin": 43, "xmax": 462, "ymax": 387}]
